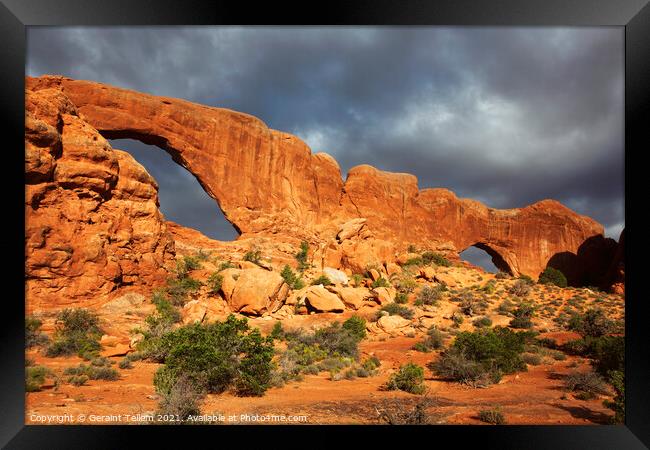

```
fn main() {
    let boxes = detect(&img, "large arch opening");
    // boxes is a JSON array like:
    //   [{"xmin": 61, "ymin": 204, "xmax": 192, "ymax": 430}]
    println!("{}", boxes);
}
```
[
  {"xmin": 460, "ymin": 243, "xmax": 512, "ymax": 275},
  {"xmin": 109, "ymin": 139, "xmax": 239, "ymax": 241}
]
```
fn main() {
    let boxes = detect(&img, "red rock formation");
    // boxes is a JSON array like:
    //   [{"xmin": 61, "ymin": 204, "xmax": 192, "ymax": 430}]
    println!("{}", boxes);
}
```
[
  {"xmin": 603, "ymin": 229, "xmax": 625, "ymax": 294},
  {"xmin": 25, "ymin": 75, "xmax": 615, "ymax": 290},
  {"xmin": 25, "ymin": 84, "xmax": 175, "ymax": 308}
]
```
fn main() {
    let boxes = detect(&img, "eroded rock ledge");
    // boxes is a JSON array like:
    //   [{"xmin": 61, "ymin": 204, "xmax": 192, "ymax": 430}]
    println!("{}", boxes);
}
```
[{"xmin": 25, "ymin": 75, "xmax": 620, "ymax": 303}]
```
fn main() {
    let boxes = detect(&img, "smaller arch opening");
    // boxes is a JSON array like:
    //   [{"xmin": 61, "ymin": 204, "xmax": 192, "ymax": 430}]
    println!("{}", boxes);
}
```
[{"xmin": 460, "ymin": 243, "xmax": 512, "ymax": 275}]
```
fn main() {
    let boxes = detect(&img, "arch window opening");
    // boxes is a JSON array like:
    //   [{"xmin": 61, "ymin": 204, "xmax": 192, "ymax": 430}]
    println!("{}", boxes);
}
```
[
  {"xmin": 109, "ymin": 139, "xmax": 239, "ymax": 241},
  {"xmin": 460, "ymin": 243, "xmax": 511, "ymax": 275}
]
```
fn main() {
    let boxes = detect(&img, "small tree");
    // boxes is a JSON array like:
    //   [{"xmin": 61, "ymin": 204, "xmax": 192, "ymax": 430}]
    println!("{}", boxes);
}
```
[
  {"xmin": 539, "ymin": 267, "xmax": 567, "ymax": 287},
  {"xmin": 295, "ymin": 241, "xmax": 310, "ymax": 271},
  {"xmin": 385, "ymin": 363, "xmax": 426, "ymax": 394}
]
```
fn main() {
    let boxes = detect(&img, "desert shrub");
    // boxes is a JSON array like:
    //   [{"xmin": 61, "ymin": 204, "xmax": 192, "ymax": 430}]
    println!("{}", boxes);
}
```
[
  {"xmin": 497, "ymin": 298, "xmax": 515, "ymax": 315},
  {"xmin": 119, "ymin": 358, "xmax": 133, "ymax": 370},
  {"xmin": 137, "ymin": 295, "xmax": 182, "ymax": 361},
  {"xmin": 195, "ymin": 249, "xmax": 211, "ymax": 261},
  {"xmin": 311, "ymin": 275, "xmax": 333, "ymax": 286},
  {"xmin": 371, "ymin": 277, "xmax": 390, "ymax": 288},
  {"xmin": 26, "ymin": 366, "xmax": 52, "ymax": 392},
  {"xmin": 482, "ymin": 281, "xmax": 496, "ymax": 294},
  {"xmin": 207, "ymin": 272, "xmax": 224, "ymax": 295},
  {"xmin": 403, "ymin": 256, "xmax": 424, "ymax": 267},
  {"xmin": 243, "ymin": 248, "xmax": 262, "ymax": 264},
  {"xmin": 64, "ymin": 363, "xmax": 119, "ymax": 381},
  {"xmin": 422, "ymin": 251, "xmax": 451, "ymax": 267},
  {"xmin": 378, "ymin": 303, "xmax": 415, "ymax": 320},
  {"xmin": 393, "ymin": 275, "xmax": 418, "ymax": 295},
  {"xmin": 376, "ymin": 397, "xmax": 439, "ymax": 425},
  {"xmin": 473, "ymin": 316, "xmax": 493, "ymax": 328},
  {"xmin": 394, "ymin": 292, "xmax": 408, "ymax": 304},
  {"xmin": 522, "ymin": 353, "xmax": 543, "ymax": 365},
  {"xmin": 478, "ymin": 407, "xmax": 506, "ymax": 424},
  {"xmin": 218, "ymin": 261, "xmax": 236, "ymax": 271},
  {"xmin": 518, "ymin": 274, "xmax": 534, "ymax": 284},
  {"xmin": 362, "ymin": 356, "xmax": 381, "ymax": 372},
  {"xmin": 407, "ymin": 244, "xmax": 418, "ymax": 253},
  {"xmin": 539, "ymin": 267, "xmax": 568, "ymax": 287},
  {"xmin": 45, "ymin": 309, "xmax": 103, "ymax": 359},
  {"xmin": 432, "ymin": 327, "xmax": 530, "ymax": 386},
  {"xmin": 564, "ymin": 370, "xmax": 609, "ymax": 399},
  {"xmin": 295, "ymin": 241, "xmax": 310, "ymax": 271},
  {"xmin": 509, "ymin": 303, "xmax": 535, "ymax": 329},
  {"xmin": 385, "ymin": 363, "xmax": 426, "ymax": 394},
  {"xmin": 155, "ymin": 374, "xmax": 204, "ymax": 423},
  {"xmin": 451, "ymin": 312, "xmax": 464, "ymax": 327},
  {"xmin": 174, "ymin": 256, "xmax": 201, "ymax": 279},
  {"xmin": 276, "ymin": 320, "xmax": 367, "ymax": 383},
  {"xmin": 350, "ymin": 273, "xmax": 364, "ymax": 287},
  {"xmin": 25, "ymin": 316, "xmax": 49, "ymax": 348},
  {"xmin": 182, "ymin": 255, "xmax": 202, "ymax": 271},
  {"xmin": 414, "ymin": 326, "xmax": 446, "ymax": 352},
  {"xmin": 342, "ymin": 316, "xmax": 367, "ymax": 341},
  {"xmin": 270, "ymin": 321, "xmax": 284, "ymax": 340},
  {"xmin": 562, "ymin": 335, "xmax": 624, "ymax": 377},
  {"xmin": 280, "ymin": 265, "xmax": 305, "ymax": 290},
  {"xmin": 415, "ymin": 285, "xmax": 445, "ymax": 307},
  {"xmin": 494, "ymin": 271, "xmax": 510, "ymax": 280},
  {"xmin": 68, "ymin": 375, "xmax": 89, "ymax": 387},
  {"xmin": 455, "ymin": 291, "xmax": 486, "ymax": 317},
  {"xmin": 153, "ymin": 315, "xmax": 274, "ymax": 397},
  {"xmin": 536, "ymin": 337, "xmax": 558, "ymax": 349},
  {"xmin": 509, "ymin": 279, "xmax": 531, "ymax": 297},
  {"xmin": 603, "ymin": 370, "xmax": 624, "ymax": 424},
  {"xmin": 165, "ymin": 276, "xmax": 202, "ymax": 306},
  {"xmin": 567, "ymin": 308, "xmax": 613, "ymax": 337}
]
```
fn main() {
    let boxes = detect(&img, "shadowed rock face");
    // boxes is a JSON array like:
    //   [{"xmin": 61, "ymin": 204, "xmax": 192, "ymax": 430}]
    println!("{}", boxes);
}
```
[{"xmin": 25, "ymin": 75, "xmax": 616, "ymax": 301}]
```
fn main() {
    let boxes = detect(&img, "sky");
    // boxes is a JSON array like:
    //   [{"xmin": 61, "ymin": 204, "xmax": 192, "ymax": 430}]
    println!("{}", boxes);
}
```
[{"xmin": 26, "ymin": 27, "xmax": 625, "ymax": 271}]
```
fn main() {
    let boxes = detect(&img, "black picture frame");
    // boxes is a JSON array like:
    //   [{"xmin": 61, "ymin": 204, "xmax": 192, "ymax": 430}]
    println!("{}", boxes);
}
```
[{"xmin": 2, "ymin": 1, "xmax": 648, "ymax": 448}]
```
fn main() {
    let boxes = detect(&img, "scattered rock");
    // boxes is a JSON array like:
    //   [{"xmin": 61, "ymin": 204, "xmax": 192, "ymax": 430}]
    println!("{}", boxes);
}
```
[
  {"xmin": 322, "ymin": 267, "xmax": 349, "ymax": 286},
  {"xmin": 303, "ymin": 285, "xmax": 345, "ymax": 313}
]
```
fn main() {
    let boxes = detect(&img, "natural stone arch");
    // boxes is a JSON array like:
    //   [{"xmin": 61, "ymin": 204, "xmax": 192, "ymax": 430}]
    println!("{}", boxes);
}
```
[{"xmin": 26, "ymin": 75, "xmax": 616, "ymax": 284}]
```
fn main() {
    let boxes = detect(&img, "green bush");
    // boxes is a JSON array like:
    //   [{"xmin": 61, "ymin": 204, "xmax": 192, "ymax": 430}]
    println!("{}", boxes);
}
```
[
  {"xmin": 119, "ymin": 358, "xmax": 133, "ymax": 370},
  {"xmin": 207, "ymin": 272, "xmax": 224, "ymax": 295},
  {"xmin": 153, "ymin": 315, "xmax": 274, "ymax": 397},
  {"xmin": 270, "ymin": 321, "xmax": 284, "ymax": 340},
  {"xmin": 295, "ymin": 241, "xmax": 310, "ymax": 271},
  {"xmin": 64, "ymin": 363, "xmax": 119, "ymax": 381},
  {"xmin": 495, "ymin": 271, "xmax": 510, "ymax": 280},
  {"xmin": 482, "ymin": 281, "xmax": 496, "ymax": 294},
  {"xmin": 562, "ymin": 335, "xmax": 624, "ymax": 377},
  {"xmin": 394, "ymin": 292, "xmax": 408, "ymax": 304},
  {"xmin": 45, "ymin": 309, "xmax": 103, "ymax": 359},
  {"xmin": 422, "ymin": 251, "xmax": 451, "ymax": 267},
  {"xmin": 603, "ymin": 370, "xmax": 624, "ymax": 424},
  {"xmin": 478, "ymin": 407, "xmax": 506, "ymax": 424},
  {"xmin": 155, "ymin": 374, "xmax": 204, "ymax": 423},
  {"xmin": 378, "ymin": 303, "xmax": 414, "ymax": 320},
  {"xmin": 362, "ymin": 356, "xmax": 381, "ymax": 371},
  {"xmin": 509, "ymin": 279, "xmax": 531, "ymax": 297},
  {"xmin": 26, "ymin": 366, "xmax": 52, "ymax": 392},
  {"xmin": 414, "ymin": 326, "xmax": 446, "ymax": 352},
  {"xmin": 509, "ymin": 303, "xmax": 535, "ymax": 329},
  {"xmin": 218, "ymin": 261, "xmax": 236, "ymax": 271},
  {"xmin": 310, "ymin": 275, "xmax": 333, "ymax": 286},
  {"xmin": 432, "ymin": 327, "xmax": 530, "ymax": 386},
  {"xmin": 165, "ymin": 276, "xmax": 202, "ymax": 306},
  {"xmin": 567, "ymin": 308, "xmax": 613, "ymax": 337},
  {"xmin": 473, "ymin": 316, "xmax": 493, "ymax": 328},
  {"xmin": 564, "ymin": 370, "xmax": 609, "ymax": 399},
  {"xmin": 415, "ymin": 285, "xmax": 444, "ymax": 307},
  {"xmin": 26, "ymin": 316, "xmax": 49, "ymax": 348},
  {"xmin": 342, "ymin": 316, "xmax": 367, "ymax": 341},
  {"xmin": 371, "ymin": 277, "xmax": 390, "ymax": 288},
  {"xmin": 385, "ymin": 363, "xmax": 426, "ymax": 394},
  {"xmin": 350, "ymin": 273, "xmax": 364, "ymax": 287},
  {"xmin": 243, "ymin": 249, "xmax": 262, "ymax": 264},
  {"xmin": 539, "ymin": 267, "xmax": 567, "ymax": 287},
  {"xmin": 518, "ymin": 274, "xmax": 534, "ymax": 284},
  {"xmin": 280, "ymin": 265, "xmax": 305, "ymax": 290}
]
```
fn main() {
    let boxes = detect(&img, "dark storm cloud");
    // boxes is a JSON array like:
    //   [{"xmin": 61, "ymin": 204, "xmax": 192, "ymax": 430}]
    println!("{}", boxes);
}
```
[{"xmin": 27, "ymin": 26, "xmax": 624, "ymax": 246}]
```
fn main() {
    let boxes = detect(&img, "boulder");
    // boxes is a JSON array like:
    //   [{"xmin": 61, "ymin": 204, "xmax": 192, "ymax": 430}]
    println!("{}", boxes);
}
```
[
  {"xmin": 386, "ymin": 262, "xmax": 401, "ymax": 276},
  {"xmin": 221, "ymin": 268, "xmax": 288, "ymax": 315},
  {"xmin": 377, "ymin": 314, "xmax": 411, "ymax": 332},
  {"xmin": 322, "ymin": 267, "xmax": 349, "ymax": 286},
  {"xmin": 331, "ymin": 286, "xmax": 375, "ymax": 310},
  {"xmin": 372, "ymin": 286, "xmax": 397, "ymax": 305},
  {"xmin": 419, "ymin": 266, "xmax": 435, "ymax": 281},
  {"xmin": 303, "ymin": 285, "xmax": 345, "ymax": 313},
  {"xmin": 337, "ymin": 218, "xmax": 368, "ymax": 242}
]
